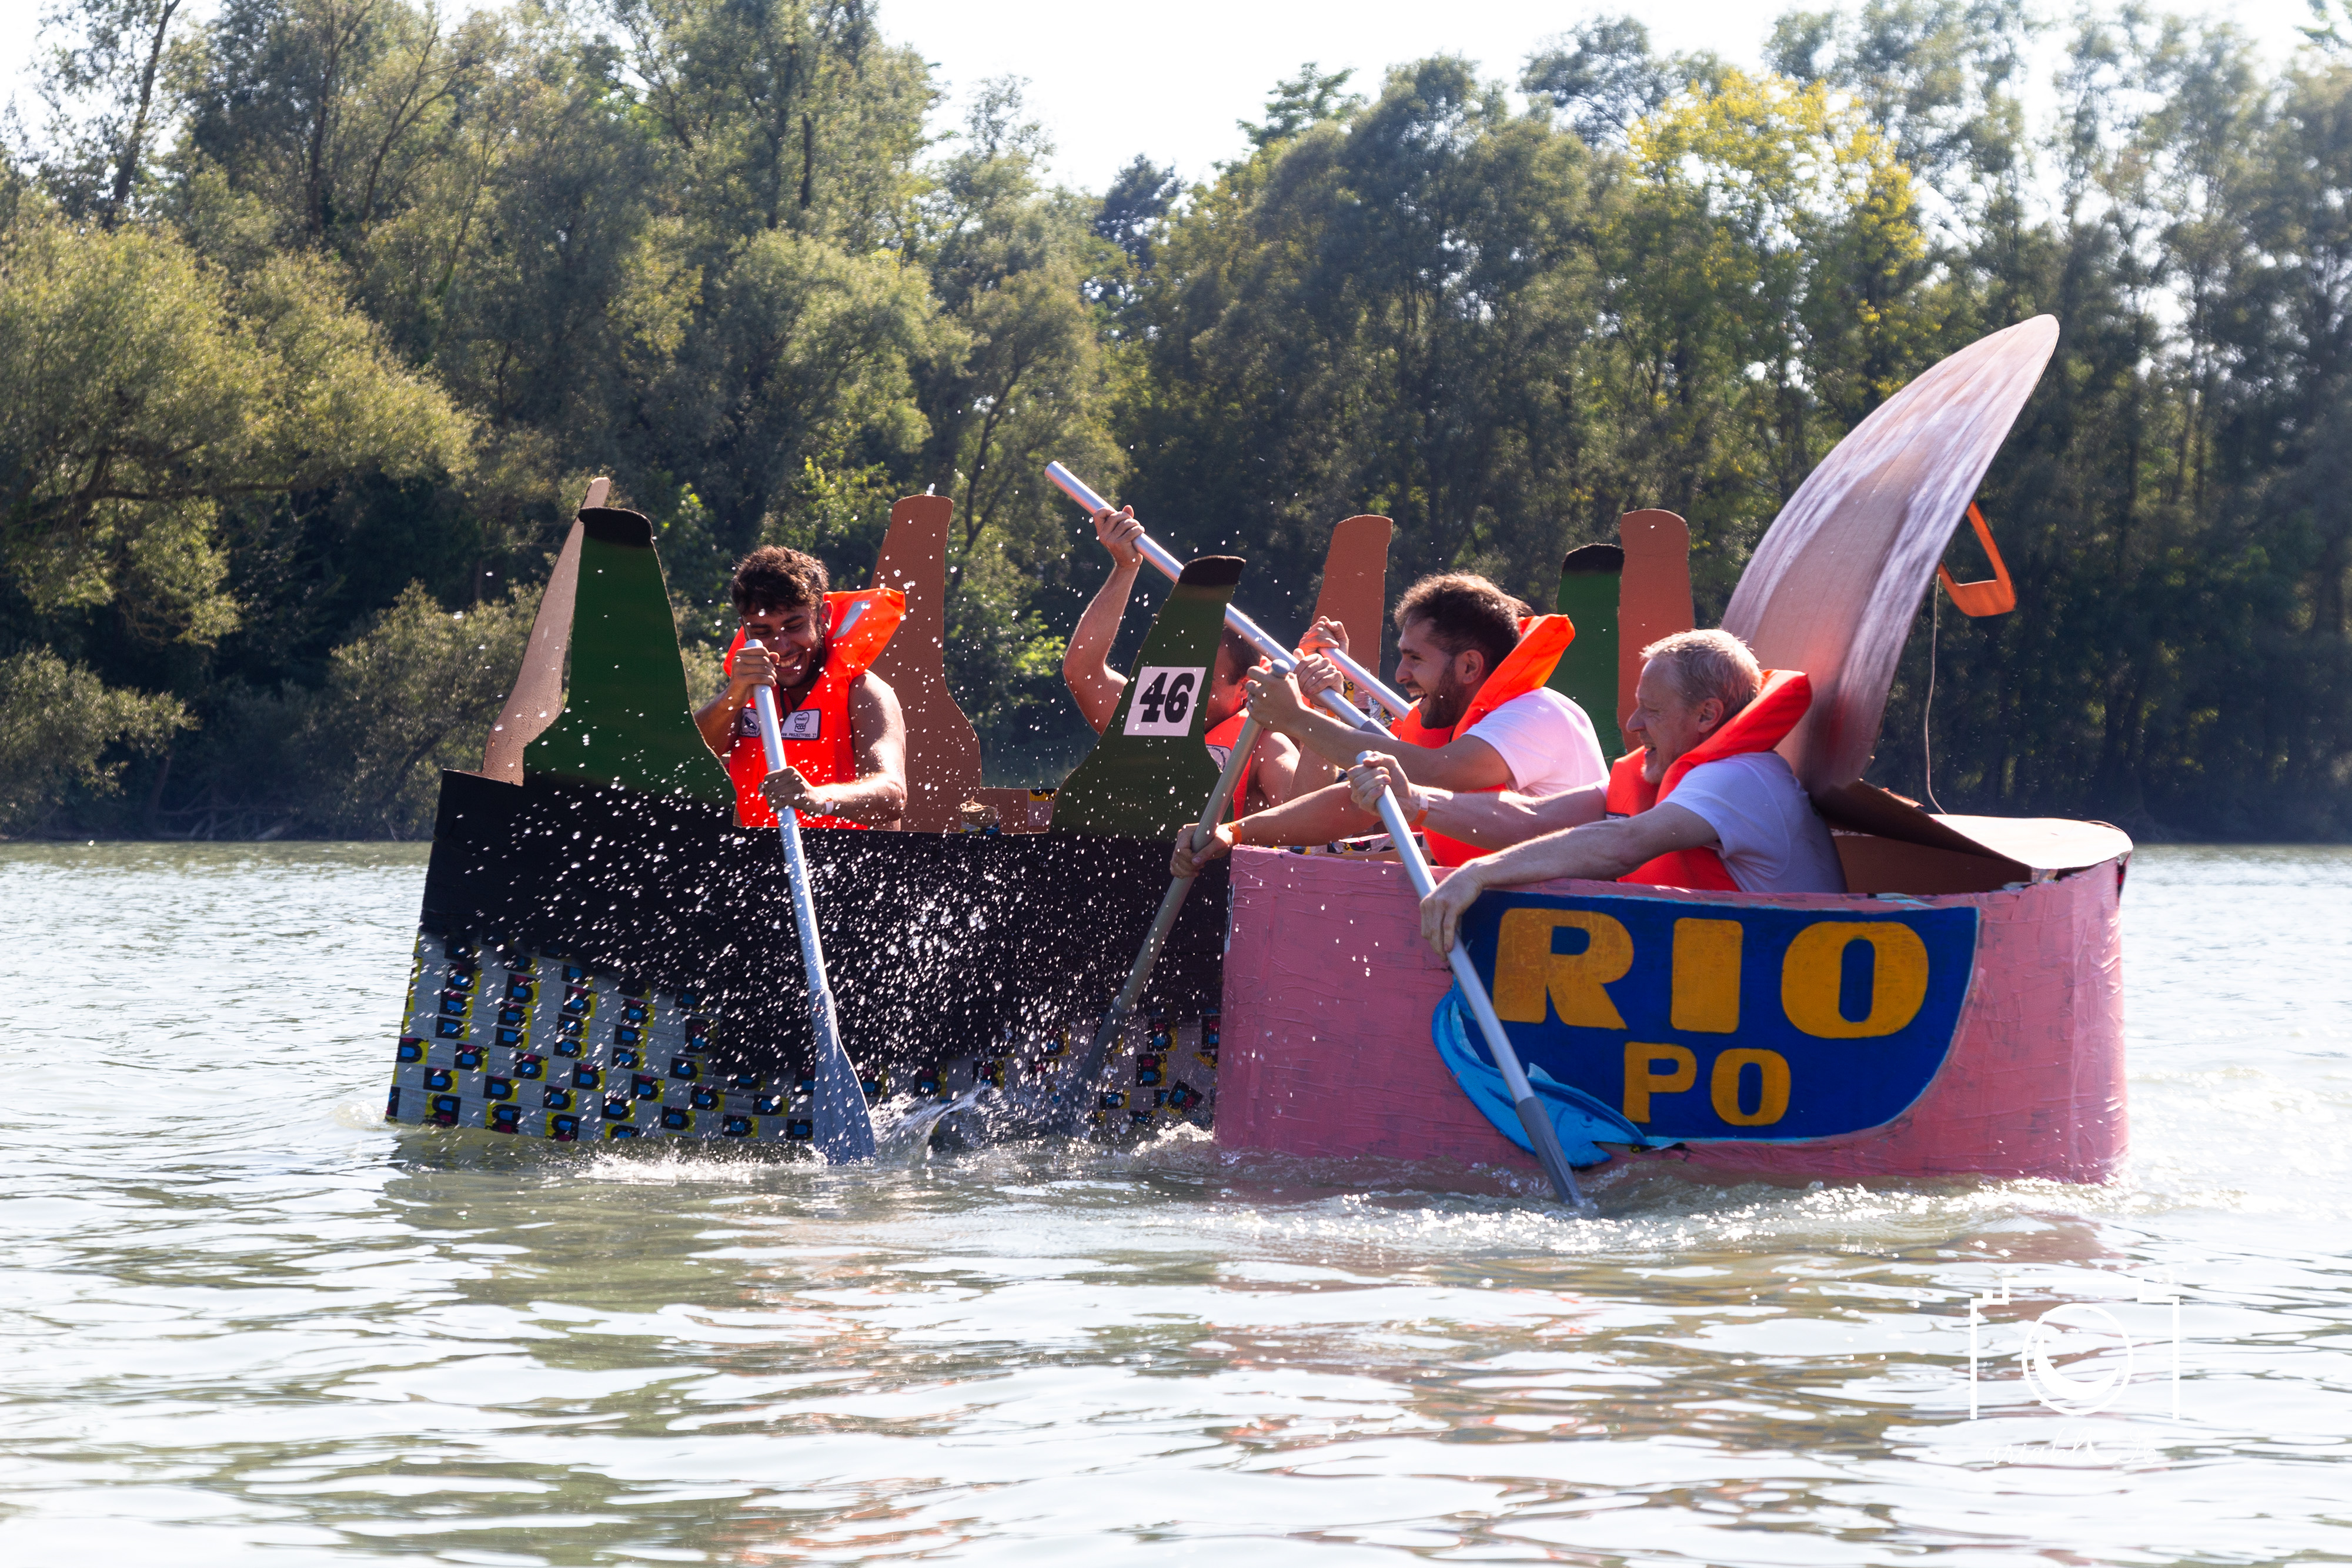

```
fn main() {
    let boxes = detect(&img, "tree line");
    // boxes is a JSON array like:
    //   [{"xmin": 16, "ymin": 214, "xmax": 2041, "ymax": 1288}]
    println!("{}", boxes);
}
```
[{"xmin": 4, "ymin": 0, "xmax": 2349, "ymax": 839}]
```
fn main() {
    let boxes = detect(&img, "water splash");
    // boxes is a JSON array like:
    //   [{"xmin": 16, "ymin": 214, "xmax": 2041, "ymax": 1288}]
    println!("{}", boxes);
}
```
[{"xmin": 871, "ymin": 1084, "xmax": 990, "ymax": 1165}]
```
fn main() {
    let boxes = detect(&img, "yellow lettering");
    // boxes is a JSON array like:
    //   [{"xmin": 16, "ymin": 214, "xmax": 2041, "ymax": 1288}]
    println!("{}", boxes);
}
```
[
  {"xmin": 1494, "ymin": 909, "xmax": 1634, "ymax": 1028},
  {"xmin": 1623, "ymin": 1042, "xmax": 1697, "ymax": 1123},
  {"xmin": 1780, "ymin": 922, "xmax": 1930, "ymax": 1038},
  {"xmin": 1710, "ymin": 1048, "xmax": 1790, "ymax": 1125},
  {"xmin": 1670, "ymin": 918, "xmax": 1742, "ymax": 1033}
]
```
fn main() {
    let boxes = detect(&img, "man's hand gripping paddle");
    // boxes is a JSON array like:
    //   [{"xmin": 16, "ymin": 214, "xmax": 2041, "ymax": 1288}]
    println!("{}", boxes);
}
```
[
  {"xmin": 1357, "ymin": 754, "xmax": 1591, "ymax": 1209},
  {"xmin": 1046, "ymin": 462, "xmax": 1416, "ymax": 723},
  {"xmin": 746, "ymin": 643, "xmax": 877, "ymax": 1164}
]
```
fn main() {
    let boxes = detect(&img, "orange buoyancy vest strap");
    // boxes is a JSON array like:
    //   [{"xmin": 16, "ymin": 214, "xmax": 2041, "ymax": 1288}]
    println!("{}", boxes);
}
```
[
  {"xmin": 722, "ymin": 587, "xmax": 906, "ymax": 830},
  {"xmin": 1390, "ymin": 614, "xmax": 1576, "ymax": 869},
  {"xmin": 1202, "ymin": 712, "xmax": 1256, "ymax": 818},
  {"xmin": 1611, "ymin": 667, "xmax": 1812, "ymax": 890}
]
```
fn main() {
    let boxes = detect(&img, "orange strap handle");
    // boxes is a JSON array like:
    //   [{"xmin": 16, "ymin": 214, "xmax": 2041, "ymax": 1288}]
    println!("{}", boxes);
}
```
[{"xmin": 1938, "ymin": 503, "xmax": 2016, "ymax": 617}]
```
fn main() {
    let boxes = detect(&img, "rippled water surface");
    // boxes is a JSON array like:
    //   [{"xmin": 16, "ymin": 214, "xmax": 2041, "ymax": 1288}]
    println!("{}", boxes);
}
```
[{"xmin": 2, "ymin": 842, "xmax": 2347, "ymax": 1565}]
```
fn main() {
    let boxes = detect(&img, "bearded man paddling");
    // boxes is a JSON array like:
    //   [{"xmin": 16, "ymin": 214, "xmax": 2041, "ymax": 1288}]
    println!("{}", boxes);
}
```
[
  {"xmin": 1348, "ymin": 628, "xmax": 1847, "ymax": 955},
  {"xmin": 1170, "ymin": 573, "xmax": 1607, "ymax": 876},
  {"xmin": 694, "ymin": 546, "xmax": 911, "ymax": 830}
]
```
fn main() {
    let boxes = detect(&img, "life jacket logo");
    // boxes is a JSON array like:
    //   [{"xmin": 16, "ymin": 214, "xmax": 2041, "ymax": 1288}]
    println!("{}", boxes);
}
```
[
  {"xmin": 747, "ymin": 705, "xmax": 821, "ymax": 740},
  {"xmin": 1122, "ymin": 666, "xmax": 1205, "ymax": 737}
]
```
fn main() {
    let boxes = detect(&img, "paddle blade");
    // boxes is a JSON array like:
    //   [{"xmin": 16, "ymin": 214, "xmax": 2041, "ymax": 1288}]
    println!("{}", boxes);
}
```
[
  {"xmin": 1514, "ymin": 1094, "xmax": 1593, "ymax": 1210},
  {"xmin": 1429, "ymin": 984, "xmax": 1642, "ymax": 1167},
  {"xmin": 809, "ymin": 1011, "xmax": 877, "ymax": 1162}
]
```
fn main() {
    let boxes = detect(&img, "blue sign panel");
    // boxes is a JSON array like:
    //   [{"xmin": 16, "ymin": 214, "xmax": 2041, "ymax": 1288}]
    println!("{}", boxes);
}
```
[{"xmin": 1453, "ymin": 891, "xmax": 1980, "ymax": 1142}]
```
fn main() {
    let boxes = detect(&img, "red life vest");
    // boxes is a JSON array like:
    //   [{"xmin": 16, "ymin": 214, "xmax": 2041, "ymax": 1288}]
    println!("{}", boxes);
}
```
[
  {"xmin": 721, "ymin": 589, "xmax": 906, "ymax": 830},
  {"xmin": 1390, "ymin": 614, "xmax": 1575, "ymax": 868},
  {"xmin": 1202, "ymin": 712, "xmax": 1257, "ymax": 817},
  {"xmin": 1604, "ymin": 668, "xmax": 1812, "ymax": 890}
]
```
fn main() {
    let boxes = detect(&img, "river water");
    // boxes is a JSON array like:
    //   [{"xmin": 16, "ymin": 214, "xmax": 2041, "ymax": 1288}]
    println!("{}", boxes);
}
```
[{"xmin": 0, "ymin": 842, "xmax": 2346, "ymax": 1566}]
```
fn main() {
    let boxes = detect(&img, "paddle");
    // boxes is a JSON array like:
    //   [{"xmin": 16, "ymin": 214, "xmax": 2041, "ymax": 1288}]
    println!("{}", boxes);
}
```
[
  {"xmin": 745, "ymin": 641, "xmax": 877, "ymax": 1164},
  {"xmin": 1045, "ymin": 461, "xmax": 1416, "ymax": 723},
  {"xmin": 1055, "ymin": 710, "xmax": 1268, "ymax": 1134},
  {"xmin": 1356, "ymin": 751, "xmax": 1593, "ymax": 1209}
]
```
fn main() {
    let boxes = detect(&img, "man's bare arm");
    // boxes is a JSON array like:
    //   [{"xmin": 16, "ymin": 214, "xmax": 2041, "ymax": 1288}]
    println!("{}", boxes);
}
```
[
  {"xmin": 764, "ymin": 671, "xmax": 908, "ymax": 827},
  {"xmin": 1062, "ymin": 508, "xmax": 1145, "ymax": 734},
  {"xmin": 1244, "ymin": 668, "xmax": 1515, "ymax": 790},
  {"xmin": 1170, "ymin": 779, "xmax": 1381, "ymax": 875},
  {"xmin": 1419, "ymin": 804, "xmax": 1719, "ymax": 952},
  {"xmin": 1346, "ymin": 756, "xmax": 1606, "ymax": 851},
  {"xmin": 1421, "ymin": 781, "xmax": 1606, "ymax": 850},
  {"xmin": 1246, "ymin": 730, "xmax": 1307, "ymax": 810}
]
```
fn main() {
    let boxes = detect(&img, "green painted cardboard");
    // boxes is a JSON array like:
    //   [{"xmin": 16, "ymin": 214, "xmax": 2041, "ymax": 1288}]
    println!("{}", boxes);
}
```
[
  {"xmin": 524, "ymin": 508, "xmax": 736, "ymax": 805},
  {"xmin": 1550, "ymin": 542, "xmax": 1624, "ymax": 761},
  {"xmin": 1051, "ymin": 556, "xmax": 1245, "ymax": 838}
]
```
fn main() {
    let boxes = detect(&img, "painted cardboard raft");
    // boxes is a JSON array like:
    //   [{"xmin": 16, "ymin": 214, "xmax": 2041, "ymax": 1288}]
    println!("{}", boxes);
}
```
[
  {"xmin": 385, "ymin": 492, "xmax": 1385, "ymax": 1146},
  {"xmin": 1216, "ymin": 315, "xmax": 2134, "ymax": 1183}
]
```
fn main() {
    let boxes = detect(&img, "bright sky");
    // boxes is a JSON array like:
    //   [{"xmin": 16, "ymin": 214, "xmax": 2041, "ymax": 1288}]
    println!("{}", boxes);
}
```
[
  {"xmin": 0, "ymin": 0, "xmax": 2327, "ymax": 192},
  {"xmin": 883, "ymin": 0, "xmax": 2326, "ymax": 190}
]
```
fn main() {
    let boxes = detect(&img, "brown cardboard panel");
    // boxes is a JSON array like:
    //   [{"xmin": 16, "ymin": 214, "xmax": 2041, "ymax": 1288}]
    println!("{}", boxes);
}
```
[
  {"xmin": 1929, "ymin": 814, "xmax": 2134, "ymax": 875},
  {"xmin": 868, "ymin": 494, "xmax": 983, "ymax": 833},
  {"xmin": 1811, "ymin": 780, "xmax": 2127, "ymax": 877},
  {"xmin": 481, "ymin": 477, "xmax": 605, "ymax": 783},
  {"xmin": 1312, "ymin": 514, "xmax": 1392, "ymax": 654},
  {"xmin": 1833, "ymin": 833, "xmax": 2020, "ymax": 896},
  {"xmin": 1301, "ymin": 513, "xmax": 1392, "ymax": 788},
  {"xmin": 1616, "ymin": 509, "xmax": 1693, "ymax": 732},
  {"xmin": 1722, "ymin": 316, "xmax": 2057, "ymax": 793},
  {"xmin": 1813, "ymin": 780, "xmax": 2027, "ymax": 868}
]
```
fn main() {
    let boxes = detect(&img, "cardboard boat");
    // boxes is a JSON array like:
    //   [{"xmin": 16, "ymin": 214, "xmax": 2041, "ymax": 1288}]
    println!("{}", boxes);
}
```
[
  {"xmin": 1217, "ymin": 316, "xmax": 2132, "ymax": 1183},
  {"xmin": 383, "ymin": 316, "xmax": 2124, "ymax": 1182},
  {"xmin": 380, "ymin": 493, "xmax": 1381, "ymax": 1144}
]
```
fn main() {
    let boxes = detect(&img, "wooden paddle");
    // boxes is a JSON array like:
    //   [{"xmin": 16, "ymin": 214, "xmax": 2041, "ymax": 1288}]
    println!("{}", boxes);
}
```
[
  {"xmin": 1357, "ymin": 751, "xmax": 1592, "ymax": 1210},
  {"xmin": 746, "ymin": 641, "xmax": 876, "ymax": 1164}
]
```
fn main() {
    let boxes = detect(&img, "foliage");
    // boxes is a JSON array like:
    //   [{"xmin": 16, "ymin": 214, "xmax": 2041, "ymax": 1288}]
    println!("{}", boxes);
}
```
[
  {"xmin": 0, "ymin": 647, "xmax": 188, "ymax": 832},
  {"xmin": 5, "ymin": 0, "xmax": 2352, "ymax": 837}
]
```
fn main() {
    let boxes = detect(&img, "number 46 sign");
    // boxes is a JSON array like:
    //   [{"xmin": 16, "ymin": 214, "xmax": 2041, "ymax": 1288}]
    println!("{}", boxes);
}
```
[{"xmin": 1123, "ymin": 666, "xmax": 1206, "ymax": 737}]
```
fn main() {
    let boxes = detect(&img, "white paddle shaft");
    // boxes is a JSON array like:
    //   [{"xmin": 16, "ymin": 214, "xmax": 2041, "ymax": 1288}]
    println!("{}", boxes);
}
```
[
  {"xmin": 747, "ymin": 644, "xmax": 874, "ymax": 1163},
  {"xmin": 1358, "ymin": 753, "xmax": 1590, "ymax": 1209},
  {"xmin": 1047, "ymin": 462, "xmax": 1415, "ymax": 723}
]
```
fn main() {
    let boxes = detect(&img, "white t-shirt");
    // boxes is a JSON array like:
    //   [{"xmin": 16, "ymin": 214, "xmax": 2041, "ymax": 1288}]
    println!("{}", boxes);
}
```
[
  {"xmin": 1664, "ymin": 751, "xmax": 1847, "ymax": 894},
  {"xmin": 1460, "ymin": 688, "xmax": 1608, "ymax": 799}
]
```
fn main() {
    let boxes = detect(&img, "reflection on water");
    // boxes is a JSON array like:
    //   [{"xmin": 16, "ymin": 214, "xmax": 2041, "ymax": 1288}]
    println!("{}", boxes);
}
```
[{"xmin": 1, "ymin": 842, "xmax": 2347, "ymax": 1565}]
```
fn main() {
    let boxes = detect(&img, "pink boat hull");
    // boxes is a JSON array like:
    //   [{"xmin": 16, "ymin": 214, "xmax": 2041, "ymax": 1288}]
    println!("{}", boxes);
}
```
[{"xmin": 1215, "ymin": 846, "xmax": 2128, "ymax": 1184}]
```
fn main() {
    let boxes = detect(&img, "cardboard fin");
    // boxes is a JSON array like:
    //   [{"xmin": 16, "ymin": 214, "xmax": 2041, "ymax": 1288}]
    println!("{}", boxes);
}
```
[
  {"xmin": 1617, "ymin": 510, "xmax": 1693, "ymax": 731},
  {"xmin": 522, "ymin": 508, "xmax": 734, "ymax": 805},
  {"xmin": 867, "ymin": 494, "xmax": 983, "ymax": 831},
  {"xmin": 1549, "ymin": 541, "xmax": 1623, "ymax": 759},
  {"xmin": 482, "ymin": 477, "xmax": 606, "ymax": 783},
  {"xmin": 1300, "ymin": 514, "xmax": 1392, "ymax": 787},
  {"xmin": 1050, "ymin": 556, "xmax": 1245, "ymax": 838},
  {"xmin": 1722, "ymin": 315, "xmax": 2057, "ymax": 794},
  {"xmin": 1311, "ymin": 514, "xmax": 1392, "ymax": 653}
]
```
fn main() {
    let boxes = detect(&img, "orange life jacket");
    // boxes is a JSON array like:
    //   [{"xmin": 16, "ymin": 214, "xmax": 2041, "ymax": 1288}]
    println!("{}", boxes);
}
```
[
  {"xmin": 1604, "ymin": 668, "xmax": 1812, "ymax": 890},
  {"xmin": 1202, "ymin": 712, "xmax": 1257, "ymax": 817},
  {"xmin": 1391, "ymin": 614, "xmax": 1575, "ymax": 868},
  {"xmin": 721, "ymin": 589, "xmax": 906, "ymax": 830}
]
